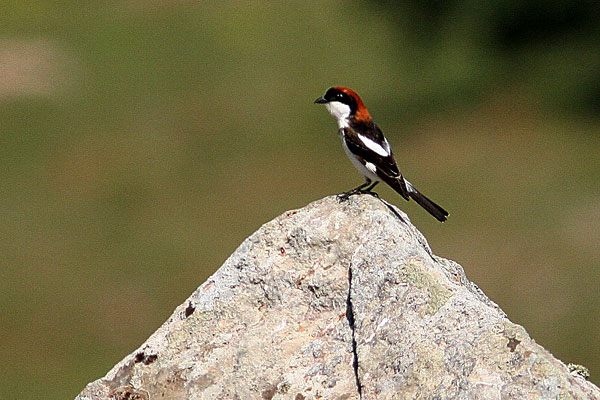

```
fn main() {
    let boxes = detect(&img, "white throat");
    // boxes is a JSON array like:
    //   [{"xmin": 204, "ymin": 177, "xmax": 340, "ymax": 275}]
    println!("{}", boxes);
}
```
[{"xmin": 324, "ymin": 101, "xmax": 350, "ymax": 129}]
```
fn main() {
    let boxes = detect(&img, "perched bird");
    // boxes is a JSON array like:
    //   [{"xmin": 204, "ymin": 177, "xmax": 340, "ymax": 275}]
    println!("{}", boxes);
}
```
[{"xmin": 315, "ymin": 86, "xmax": 449, "ymax": 222}]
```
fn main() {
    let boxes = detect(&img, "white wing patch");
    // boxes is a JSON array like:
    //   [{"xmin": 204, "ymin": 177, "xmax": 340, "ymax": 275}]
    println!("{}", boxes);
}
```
[
  {"xmin": 365, "ymin": 162, "xmax": 377, "ymax": 174},
  {"xmin": 382, "ymin": 137, "xmax": 391, "ymax": 154},
  {"xmin": 358, "ymin": 134, "xmax": 390, "ymax": 157}
]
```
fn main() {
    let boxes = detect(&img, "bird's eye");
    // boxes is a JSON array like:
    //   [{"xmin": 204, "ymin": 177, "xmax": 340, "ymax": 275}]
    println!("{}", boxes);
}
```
[{"xmin": 336, "ymin": 93, "xmax": 344, "ymax": 100}]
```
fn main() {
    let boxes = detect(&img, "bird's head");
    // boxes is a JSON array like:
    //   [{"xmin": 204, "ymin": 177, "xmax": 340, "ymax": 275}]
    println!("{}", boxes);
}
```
[{"xmin": 314, "ymin": 86, "xmax": 371, "ymax": 127}]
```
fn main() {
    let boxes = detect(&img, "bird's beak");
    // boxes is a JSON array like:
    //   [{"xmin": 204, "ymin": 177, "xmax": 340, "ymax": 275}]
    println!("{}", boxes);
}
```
[{"xmin": 314, "ymin": 96, "xmax": 327, "ymax": 104}]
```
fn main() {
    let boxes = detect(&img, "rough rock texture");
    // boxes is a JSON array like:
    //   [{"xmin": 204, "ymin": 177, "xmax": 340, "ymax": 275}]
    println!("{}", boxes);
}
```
[{"xmin": 76, "ymin": 195, "xmax": 599, "ymax": 400}]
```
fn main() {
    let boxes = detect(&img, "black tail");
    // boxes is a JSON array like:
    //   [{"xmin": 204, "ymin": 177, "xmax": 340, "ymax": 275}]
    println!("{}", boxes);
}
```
[
  {"xmin": 407, "ymin": 186, "xmax": 449, "ymax": 222},
  {"xmin": 384, "ymin": 176, "xmax": 449, "ymax": 222}
]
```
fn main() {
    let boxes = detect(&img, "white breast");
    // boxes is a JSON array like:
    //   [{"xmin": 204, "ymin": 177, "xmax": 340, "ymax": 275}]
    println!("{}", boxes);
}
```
[{"xmin": 340, "ymin": 133, "xmax": 380, "ymax": 182}]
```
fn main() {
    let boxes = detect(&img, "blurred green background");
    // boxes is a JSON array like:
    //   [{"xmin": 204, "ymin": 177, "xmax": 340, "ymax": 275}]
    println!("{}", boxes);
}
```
[{"xmin": 1, "ymin": 1, "xmax": 599, "ymax": 398}]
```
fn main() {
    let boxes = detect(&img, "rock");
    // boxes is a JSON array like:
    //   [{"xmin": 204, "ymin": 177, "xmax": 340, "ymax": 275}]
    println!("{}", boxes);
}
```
[{"xmin": 75, "ymin": 195, "xmax": 600, "ymax": 400}]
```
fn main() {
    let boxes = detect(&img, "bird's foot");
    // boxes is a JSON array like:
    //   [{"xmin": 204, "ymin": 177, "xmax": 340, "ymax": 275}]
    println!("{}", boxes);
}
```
[
  {"xmin": 337, "ymin": 189, "xmax": 379, "ymax": 202},
  {"xmin": 337, "ymin": 190, "xmax": 356, "ymax": 202},
  {"xmin": 365, "ymin": 190, "xmax": 380, "ymax": 199}
]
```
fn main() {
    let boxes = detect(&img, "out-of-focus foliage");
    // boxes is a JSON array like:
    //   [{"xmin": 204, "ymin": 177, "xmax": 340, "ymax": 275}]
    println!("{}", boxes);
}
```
[
  {"xmin": 372, "ymin": 0, "xmax": 600, "ymax": 118},
  {"xmin": 0, "ymin": 1, "xmax": 598, "ymax": 398}
]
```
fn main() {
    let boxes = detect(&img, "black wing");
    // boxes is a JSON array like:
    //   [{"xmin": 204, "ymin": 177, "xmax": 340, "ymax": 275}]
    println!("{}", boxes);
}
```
[{"xmin": 342, "ymin": 124, "xmax": 400, "ymax": 178}]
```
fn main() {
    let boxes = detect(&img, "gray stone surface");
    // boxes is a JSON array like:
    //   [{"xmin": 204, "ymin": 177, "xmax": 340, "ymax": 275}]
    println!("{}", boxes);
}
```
[{"xmin": 76, "ymin": 195, "xmax": 599, "ymax": 400}]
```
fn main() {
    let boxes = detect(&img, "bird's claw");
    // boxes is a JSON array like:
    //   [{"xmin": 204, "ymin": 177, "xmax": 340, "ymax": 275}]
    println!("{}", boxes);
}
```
[
  {"xmin": 337, "ymin": 189, "xmax": 379, "ymax": 202},
  {"xmin": 337, "ymin": 192, "xmax": 354, "ymax": 202}
]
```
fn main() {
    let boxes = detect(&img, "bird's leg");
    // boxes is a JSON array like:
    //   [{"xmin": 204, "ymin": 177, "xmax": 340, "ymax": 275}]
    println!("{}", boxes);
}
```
[
  {"xmin": 338, "ymin": 179, "xmax": 372, "ymax": 201},
  {"xmin": 362, "ymin": 181, "xmax": 380, "ymax": 198}
]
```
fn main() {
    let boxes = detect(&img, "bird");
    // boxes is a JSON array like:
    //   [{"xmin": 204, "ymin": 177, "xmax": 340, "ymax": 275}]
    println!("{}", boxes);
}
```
[{"xmin": 314, "ymin": 86, "xmax": 449, "ymax": 222}]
